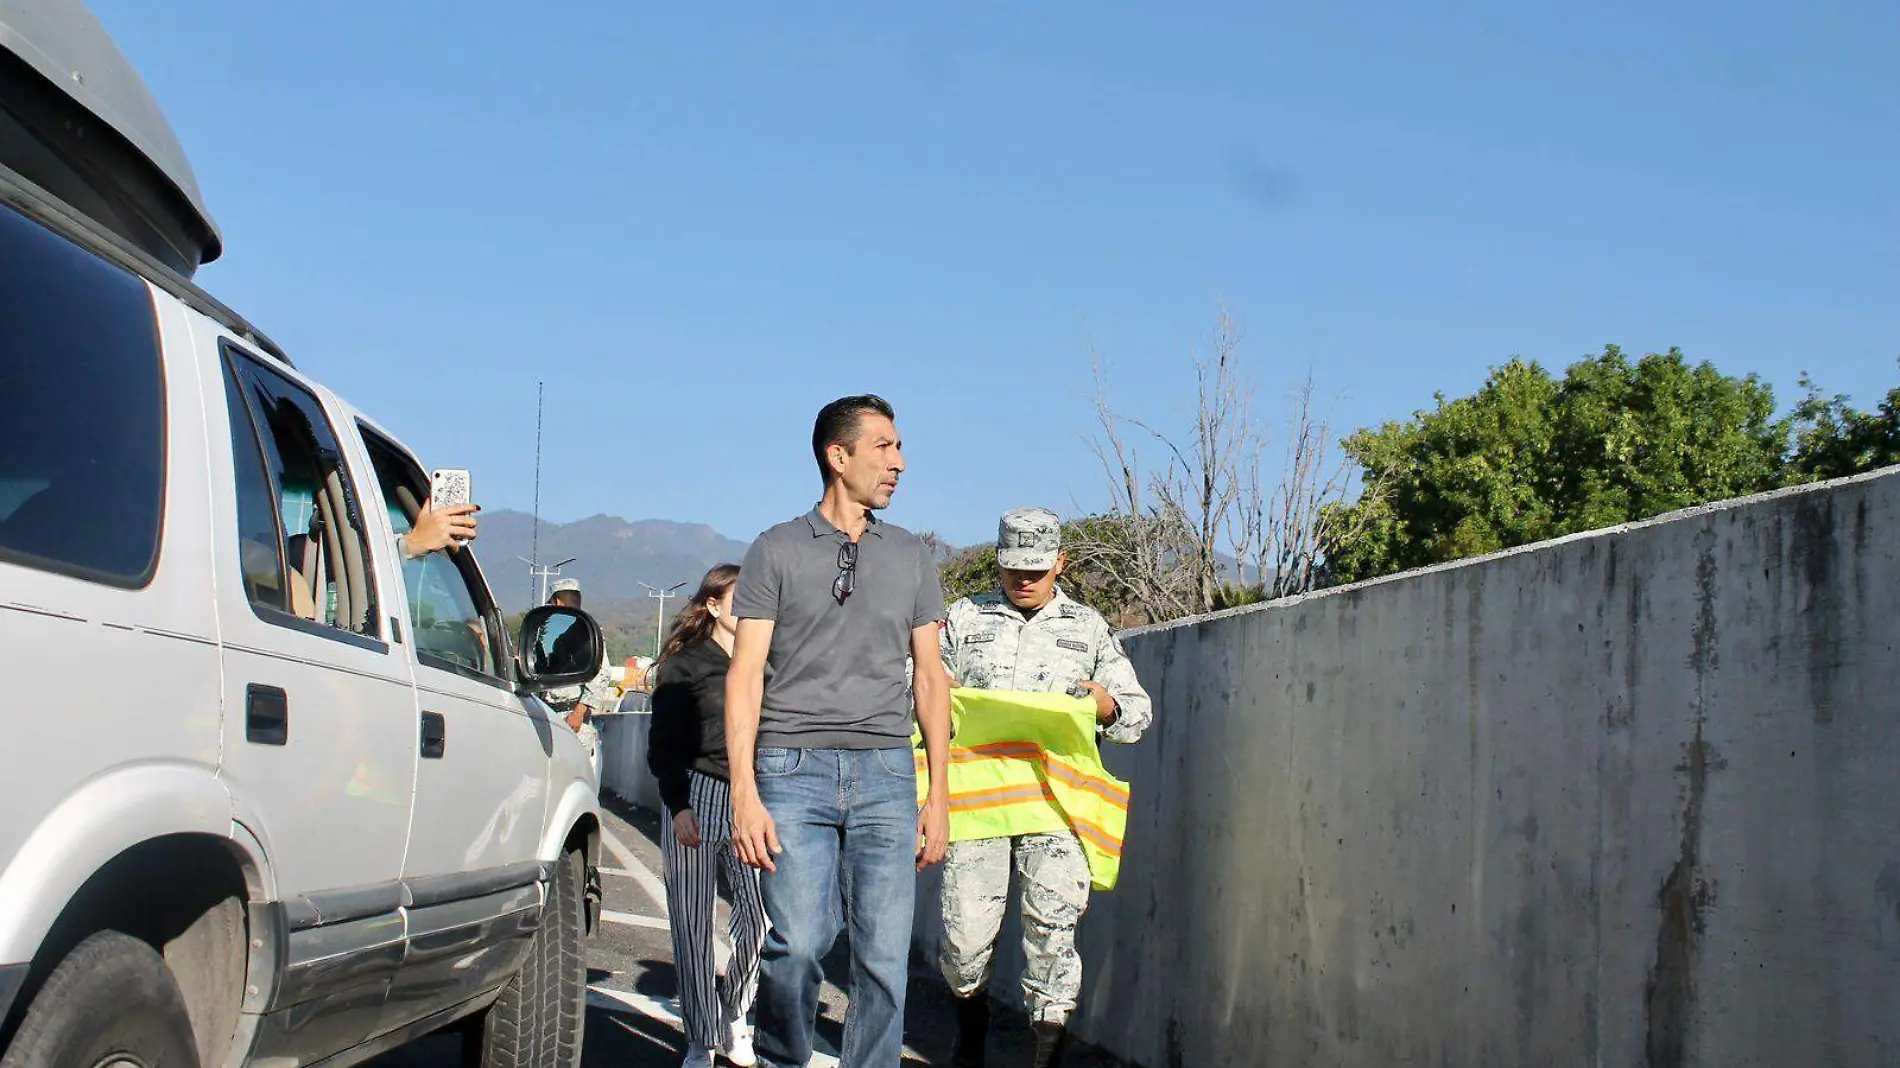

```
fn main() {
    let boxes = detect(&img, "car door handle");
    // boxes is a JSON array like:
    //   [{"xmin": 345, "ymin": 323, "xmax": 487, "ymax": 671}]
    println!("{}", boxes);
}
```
[
  {"xmin": 246, "ymin": 684, "xmax": 289, "ymax": 746},
  {"xmin": 420, "ymin": 711, "xmax": 447, "ymax": 759}
]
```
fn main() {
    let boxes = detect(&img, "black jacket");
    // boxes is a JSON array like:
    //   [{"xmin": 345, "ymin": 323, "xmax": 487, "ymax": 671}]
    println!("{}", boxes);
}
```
[{"xmin": 646, "ymin": 638, "xmax": 733, "ymax": 814}]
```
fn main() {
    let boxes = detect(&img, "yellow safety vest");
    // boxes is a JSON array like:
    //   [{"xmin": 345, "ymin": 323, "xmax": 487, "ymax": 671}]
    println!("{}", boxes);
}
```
[{"xmin": 913, "ymin": 690, "xmax": 1130, "ymax": 891}]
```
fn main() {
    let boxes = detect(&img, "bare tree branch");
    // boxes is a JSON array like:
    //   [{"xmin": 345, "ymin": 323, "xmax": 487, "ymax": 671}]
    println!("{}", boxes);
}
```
[
  {"xmin": 1256, "ymin": 373, "xmax": 1376, "ymax": 598},
  {"xmin": 1077, "ymin": 353, "xmax": 1195, "ymax": 622},
  {"xmin": 1083, "ymin": 313, "xmax": 1370, "ymax": 621},
  {"xmin": 1087, "ymin": 312, "xmax": 1262, "ymax": 617}
]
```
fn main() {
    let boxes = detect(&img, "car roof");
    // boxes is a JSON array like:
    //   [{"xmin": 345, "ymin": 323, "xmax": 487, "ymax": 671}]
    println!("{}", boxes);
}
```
[{"xmin": 0, "ymin": 0, "xmax": 220, "ymax": 262}]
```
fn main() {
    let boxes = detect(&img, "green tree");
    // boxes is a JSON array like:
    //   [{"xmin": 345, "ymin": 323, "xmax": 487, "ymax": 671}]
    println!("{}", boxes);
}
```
[
  {"xmin": 1785, "ymin": 364, "xmax": 1900, "ymax": 483},
  {"xmin": 939, "ymin": 544, "xmax": 998, "ymax": 604},
  {"xmin": 1325, "ymin": 346, "xmax": 1786, "ymax": 583}
]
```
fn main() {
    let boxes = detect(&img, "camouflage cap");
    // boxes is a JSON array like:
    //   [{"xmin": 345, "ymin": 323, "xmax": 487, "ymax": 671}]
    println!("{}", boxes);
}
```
[
  {"xmin": 549, "ymin": 577, "xmax": 581, "ymax": 597},
  {"xmin": 995, "ymin": 507, "xmax": 1062, "ymax": 571}
]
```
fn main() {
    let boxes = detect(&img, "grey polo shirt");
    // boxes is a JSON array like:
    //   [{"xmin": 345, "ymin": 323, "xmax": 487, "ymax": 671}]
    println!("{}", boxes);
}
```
[{"xmin": 733, "ymin": 507, "xmax": 947, "ymax": 749}]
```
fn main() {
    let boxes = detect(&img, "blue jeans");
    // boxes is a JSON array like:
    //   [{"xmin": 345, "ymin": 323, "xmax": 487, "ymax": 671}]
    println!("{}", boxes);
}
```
[{"xmin": 753, "ymin": 747, "xmax": 918, "ymax": 1068}]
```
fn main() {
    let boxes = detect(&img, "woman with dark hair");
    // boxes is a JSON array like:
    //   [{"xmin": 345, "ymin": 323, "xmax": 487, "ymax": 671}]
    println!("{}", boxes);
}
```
[{"xmin": 647, "ymin": 563, "xmax": 765, "ymax": 1067}]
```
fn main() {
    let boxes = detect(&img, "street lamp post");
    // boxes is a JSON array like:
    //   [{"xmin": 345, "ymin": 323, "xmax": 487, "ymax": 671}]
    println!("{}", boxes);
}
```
[
  {"xmin": 640, "ymin": 581, "xmax": 688, "ymax": 658},
  {"xmin": 520, "ymin": 555, "xmax": 578, "ymax": 605}
]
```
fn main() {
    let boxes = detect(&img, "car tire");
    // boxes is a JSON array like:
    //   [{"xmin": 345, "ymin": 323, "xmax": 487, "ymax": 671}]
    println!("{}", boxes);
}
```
[
  {"xmin": 0, "ymin": 930, "xmax": 200, "ymax": 1068},
  {"xmin": 464, "ymin": 849, "xmax": 585, "ymax": 1068}
]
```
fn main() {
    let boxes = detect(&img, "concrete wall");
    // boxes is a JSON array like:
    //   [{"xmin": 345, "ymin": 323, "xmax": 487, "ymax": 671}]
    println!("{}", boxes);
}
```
[
  {"xmin": 598, "ymin": 710, "xmax": 662, "ymax": 811},
  {"xmin": 914, "ymin": 467, "xmax": 1899, "ymax": 1067}
]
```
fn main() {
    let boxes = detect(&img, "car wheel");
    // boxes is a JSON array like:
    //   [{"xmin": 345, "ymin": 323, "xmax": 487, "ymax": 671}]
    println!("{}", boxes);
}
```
[
  {"xmin": 0, "ymin": 930, "xmax": 199, "ymax": 1068},
  {"xmin": 464, "ymin": 849, "xmax": 585, "ymax": 1068}
]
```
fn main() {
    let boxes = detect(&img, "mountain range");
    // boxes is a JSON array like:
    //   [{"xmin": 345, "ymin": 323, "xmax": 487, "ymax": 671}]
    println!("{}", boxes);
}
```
[
  {"xmin": 469, "ymin": 508, "xmax": 1251, "ymax": 661},
  {"xmin": 473, "ymin": 510, "xmax": 750, "ymax": 617}
]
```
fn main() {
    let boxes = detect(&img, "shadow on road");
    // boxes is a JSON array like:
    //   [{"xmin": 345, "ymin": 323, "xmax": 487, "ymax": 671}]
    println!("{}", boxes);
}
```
[
  {"xmin": 601, "ymin": 790, "xmax": 664, "ymax": 840},
  {"xmin": 628, "ymin": 957, "xmax": 677, "ymax": 999},
  {"xmin": 585, "ymin": 1003, "xmax": 692, "ymax": 1065}
]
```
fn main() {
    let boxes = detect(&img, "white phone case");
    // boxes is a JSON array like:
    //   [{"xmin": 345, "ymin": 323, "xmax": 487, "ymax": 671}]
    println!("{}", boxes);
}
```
[{"xmin": 429, "ymin": 468, "xmax": 472, "ymax": 544}]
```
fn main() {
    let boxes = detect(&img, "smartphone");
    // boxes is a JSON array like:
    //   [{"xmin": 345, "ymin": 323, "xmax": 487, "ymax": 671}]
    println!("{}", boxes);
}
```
[{"xmin": 429, "ymin": 468, "xmax": 472, "ymax": 545}]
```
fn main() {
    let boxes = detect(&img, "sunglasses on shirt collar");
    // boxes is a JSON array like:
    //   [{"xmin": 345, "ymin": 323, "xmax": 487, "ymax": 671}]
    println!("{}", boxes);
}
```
[{"xmin": 833, "ymin": 539, "xmax": 858, "ymax": 604}]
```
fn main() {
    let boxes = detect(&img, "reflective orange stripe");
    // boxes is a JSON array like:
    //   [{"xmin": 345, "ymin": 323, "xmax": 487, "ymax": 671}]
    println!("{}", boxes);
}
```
[
  {"xmin": 948, "ymin": 785, "xmax": 1059, "ymax": 812},
  {"xmin": 947, "ymin": 782, "xmax": 1053, "ymax": 805},
  {"xmin": 955, "ymin": 743, "xmax": 1042, "ymax": 760},
  {"xmin": 944, "ymin": 792, "xmax": 1124, "ymax": 856},
  {"xmin": 915, "ymin": 688, "xmax": 1135, "ymax": 890},
  {"xmin": 948, "ymin": 743, "xmax": 1131, "ymax": 810},
  {"xmin": 1041, "ymin": 760, "xmax": 1131, "ymax": 808},
  {"xmin": 1070, "ymin": 816, "xmax": 1124, "ymax": 857}
]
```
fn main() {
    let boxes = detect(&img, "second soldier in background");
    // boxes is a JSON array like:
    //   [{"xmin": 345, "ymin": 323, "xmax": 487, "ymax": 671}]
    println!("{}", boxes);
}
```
[
  {"xmin": 541, "ymin": 577, "xmax": 616, "ymax": 787},
  {"xmin": 938, "ymin": 507, "xmax": 1152, "ymax": 1068}
]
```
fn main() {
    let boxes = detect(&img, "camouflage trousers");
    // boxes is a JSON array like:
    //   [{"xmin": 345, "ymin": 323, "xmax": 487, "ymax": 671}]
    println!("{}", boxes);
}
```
[
  {"xmin": 938, "ymin": 831, "xmax": 1091, "ymax": 1024},
  {"xmin": 575, "ymin": 722, "xmax": 601, "ymax": 787}
]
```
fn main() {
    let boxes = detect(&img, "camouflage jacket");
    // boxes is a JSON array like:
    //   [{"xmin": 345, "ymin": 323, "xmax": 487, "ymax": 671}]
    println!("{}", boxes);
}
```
[
  {"xmin": 940, "ymin": 588, "xmax": 1152, "ymax": 745},
  {"xmin": 544, "ymin": 662, "xmax": 616, "ymax": 720}
]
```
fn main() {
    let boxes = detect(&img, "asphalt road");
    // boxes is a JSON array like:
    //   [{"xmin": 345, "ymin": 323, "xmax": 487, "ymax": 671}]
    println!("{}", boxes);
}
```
[{"xmin": 364, "ymin": 796, "xmax": 1101, "ymax": 1068}]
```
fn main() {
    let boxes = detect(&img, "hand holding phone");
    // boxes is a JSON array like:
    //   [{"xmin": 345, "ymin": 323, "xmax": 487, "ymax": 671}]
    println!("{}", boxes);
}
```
[
  {"xmin": 404, "ymin": 468, "xmax": 479, "ymax": 556},
  {"xmin": 430, "ymin": 469, "xmax": 474, "ymax": 547}
]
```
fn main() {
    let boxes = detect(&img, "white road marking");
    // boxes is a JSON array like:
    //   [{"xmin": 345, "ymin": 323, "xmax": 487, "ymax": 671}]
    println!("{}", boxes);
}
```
[
  {"xmin": 587, "ymin": 984, "xmax": 680, "ymax": 1024},
  {"xmin": 588, "ymin": 984, "xmax": 850, "ymax": 1067},
  {"xmin": 589, "ymin": 972, "xmax": 924, "ymax": 1064},
  {"xmin": 599, "ymin": 823, "xmax": 732, "ymax": 964},
  {"xmin": 601, "ymin": 909, "xmax": 670, "ymax": 931},
  {"xmin": 600, "ymin": 823, "xmax": 670, "ymax": 914}
]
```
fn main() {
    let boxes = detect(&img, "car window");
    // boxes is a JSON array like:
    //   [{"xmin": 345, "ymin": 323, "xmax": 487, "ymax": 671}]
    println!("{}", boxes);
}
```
[
  {"xmin": 223, "ymin": 363, "xmax": 290, "ymax": 612},
  {"xmin": 359, "ymin": 428, "xmax": 508, "ymax": 683},
  {"xmin": 220, "ymin": 348, "xmax": 380, "ymax": 639},
  {"xmin": 0, "ymin": 203, "xmax": 165, "ymax": 586}
]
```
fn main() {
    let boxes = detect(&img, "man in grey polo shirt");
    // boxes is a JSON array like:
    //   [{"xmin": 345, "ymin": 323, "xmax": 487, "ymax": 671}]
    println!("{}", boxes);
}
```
[{"xmin": 726, "ymin": 394, "xmax": 953, "ymax": 1068}]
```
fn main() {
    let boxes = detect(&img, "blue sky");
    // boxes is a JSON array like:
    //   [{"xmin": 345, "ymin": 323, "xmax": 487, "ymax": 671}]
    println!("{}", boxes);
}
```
[{"xmin": 94, "ymin": 0, "xmax": 1898, "ymax": 547}]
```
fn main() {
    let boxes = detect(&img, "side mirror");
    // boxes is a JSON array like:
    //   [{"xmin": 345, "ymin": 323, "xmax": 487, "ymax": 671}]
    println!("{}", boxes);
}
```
[{"xmin": 516, "ymin": 605, "xmax": 604, "ymax": 693}]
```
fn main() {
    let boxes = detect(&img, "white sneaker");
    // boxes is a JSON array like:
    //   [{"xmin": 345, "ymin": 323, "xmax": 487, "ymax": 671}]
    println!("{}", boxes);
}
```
[
  {"xmin": 721, "ymin": 1020, "xmax": 757, "ymax": 1067},
  {"xmin": 680, "ymin": 1044, "xmax": 716, "ymax": 1067}
]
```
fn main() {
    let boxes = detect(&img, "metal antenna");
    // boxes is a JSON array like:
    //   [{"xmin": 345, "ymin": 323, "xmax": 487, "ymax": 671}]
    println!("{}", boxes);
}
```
[{"xmin": 529, "ymin": 380, "xmax": 544, "ymax": 604}]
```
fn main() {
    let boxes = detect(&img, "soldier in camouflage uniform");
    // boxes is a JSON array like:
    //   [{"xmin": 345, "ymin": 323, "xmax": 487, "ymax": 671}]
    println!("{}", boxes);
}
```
[
  {"xmin": 541, "ymin": 578, "xmax": 616, "ymax": 786},
  {"xmin": 938, "ymin": 507, "xmax": 1152, "ymax": 1068}
]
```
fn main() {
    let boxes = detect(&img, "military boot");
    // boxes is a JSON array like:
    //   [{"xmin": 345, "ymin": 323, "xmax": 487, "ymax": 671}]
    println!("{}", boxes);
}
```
[
  {"xmin": 1029, "ymin": 1021, "xmax": 1068, "ymax": 1068},
  {"xmin": 951, "ymin": 994, "xmax": 990, "ymax": 1068}
]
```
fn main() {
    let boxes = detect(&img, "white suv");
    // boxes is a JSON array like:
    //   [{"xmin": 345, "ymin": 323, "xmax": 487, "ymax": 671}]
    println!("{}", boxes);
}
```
[{"xmin": 1, "ymin": 5, "xmax": 605, "ymax": 1067}]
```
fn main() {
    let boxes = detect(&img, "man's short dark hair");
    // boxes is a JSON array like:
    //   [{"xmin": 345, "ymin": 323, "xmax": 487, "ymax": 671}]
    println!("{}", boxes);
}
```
[
  {"xmin": 812, "ymin": 395, "xmax": 896, "ymax": 484},
  {"xmin": 550, "ymin": 590, "xmax": 581, "ymax": 608}
]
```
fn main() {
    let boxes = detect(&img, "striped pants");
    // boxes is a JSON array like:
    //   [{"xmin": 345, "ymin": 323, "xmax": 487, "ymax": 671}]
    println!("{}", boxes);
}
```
[{"xmin": 662, "ymin": 771, "xmax": 768, "ymax": 1048}]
